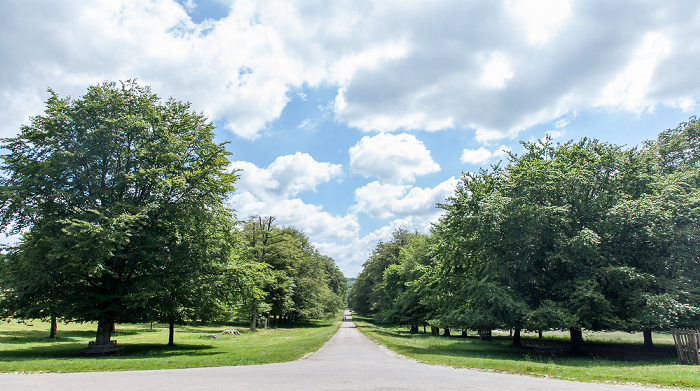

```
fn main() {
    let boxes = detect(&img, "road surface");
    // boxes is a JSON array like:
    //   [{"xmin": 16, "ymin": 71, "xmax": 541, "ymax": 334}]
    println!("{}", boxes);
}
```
[{"xmin": 0, "ymin": 311, "xmax": 667, "ymax": 390}]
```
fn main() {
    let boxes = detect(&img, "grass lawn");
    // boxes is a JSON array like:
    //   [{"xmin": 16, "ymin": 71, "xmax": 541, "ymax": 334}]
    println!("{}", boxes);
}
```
[
  {"xmin": 354, "ymin": 318, "xmax": 700, "ymax": 389},
  {"xmin": 0, "ymin": 317, "xmax": 341, "ymax": 373}
]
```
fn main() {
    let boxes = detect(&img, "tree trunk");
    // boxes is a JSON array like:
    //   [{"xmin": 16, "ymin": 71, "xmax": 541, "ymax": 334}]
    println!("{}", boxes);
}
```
[
  {"xmin": 643, "ymin": 329, "xmax": 653, "ymax": 348},
  {"xmin": 443, "ymin": 328, "xmax": 450, "ymax": 336},
  {"xmin": 168, "ymin": 321, "xmax": 175, "ymax": 346},
  {"xmin": 461, "ymin": 329, "xmax": 467, "ymax": 337},
  {"xmin": 512, "ymin": 328, "xmax": 522, "ymax": 346},
  {"xmin": 49, "ymin": 315, "xmax": 58, "ymax": 338},
  {"xmin": 250, "ymin": 299, "xmax": 258, "ymax": 331},
  {"xmin": 538, "ymin": 330, "xmax": 543, "ymax": 339},
  {"xmin": 569, "ymin": 327, "xmax": 584, "ymax": 353},
  {"xmin": 95, "ymin": 319, "xmax": 114, "ymax": 345}
]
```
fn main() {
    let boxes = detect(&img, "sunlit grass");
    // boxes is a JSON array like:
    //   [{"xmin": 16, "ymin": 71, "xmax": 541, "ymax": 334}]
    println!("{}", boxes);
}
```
[
  {"xmin": 0, "ymin": 316, "xmax": 341, "ymax": 373},
  {"xmin": 354, "ymin": 318, "xmax": 699, "ymax": 389}
]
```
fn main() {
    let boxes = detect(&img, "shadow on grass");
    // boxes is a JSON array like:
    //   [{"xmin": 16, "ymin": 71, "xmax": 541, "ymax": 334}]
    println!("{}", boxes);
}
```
[
  {"xmin": 0, "ymin": 329, "xmax": 95, "ymax": 344},
  {"xmin": 366, "ymin": 326, "xmax": 678, "ymax": 367},
  {"xmin": 0, "ymin": 343, "xmax": 218, "ymax": 361}
]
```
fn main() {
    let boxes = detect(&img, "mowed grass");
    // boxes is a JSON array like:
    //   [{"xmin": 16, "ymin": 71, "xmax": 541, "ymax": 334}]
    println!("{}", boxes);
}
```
[
  {"xmin": 0, "ymin": 317, "xmax": 341, "ymax": 373},
  {"xmin": 354, "ymin": 318, "xmax": 699, "ymax": 389}
]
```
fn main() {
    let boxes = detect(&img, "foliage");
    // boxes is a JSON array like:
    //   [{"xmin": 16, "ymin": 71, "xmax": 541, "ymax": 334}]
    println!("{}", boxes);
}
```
[
  {"xmin": 0, "ymin": 81, "xmax": 239, "ymax": 345},
  {"xmin": 350, "ymin": 116, "xmax": 700, "ymax": 352},
  {"xmin": 238, "ymin": 217, "xmax": 347, "ymax": 329},
  {"xmin": 348, "ymin": 228, "xmax": 416, "ymax": 319}
]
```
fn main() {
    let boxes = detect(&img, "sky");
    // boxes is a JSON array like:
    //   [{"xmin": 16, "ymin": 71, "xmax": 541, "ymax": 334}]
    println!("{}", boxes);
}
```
[{"xmin": 1, "ymin": 0, "xmax": 699, "ymax": 277}]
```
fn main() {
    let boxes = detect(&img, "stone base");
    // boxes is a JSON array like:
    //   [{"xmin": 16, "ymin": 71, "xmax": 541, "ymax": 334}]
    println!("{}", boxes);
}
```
[{"xmin": 80, "ymin": 341, "xmax": 124, "ymax": 355}]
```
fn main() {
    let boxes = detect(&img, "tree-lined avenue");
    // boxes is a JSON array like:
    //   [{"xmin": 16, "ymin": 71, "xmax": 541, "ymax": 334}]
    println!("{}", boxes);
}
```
[{"xmin": 0, "ymin": 311, "xmax": 664, "ymax": 391}]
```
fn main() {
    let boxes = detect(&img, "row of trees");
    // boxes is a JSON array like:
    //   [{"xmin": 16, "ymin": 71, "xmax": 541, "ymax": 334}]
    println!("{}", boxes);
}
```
[
  {"xmin": 0, "ymin": 81, "xmax": 346, "ymax": 347},
  {"xmin": 350, "ymin": 117, "xmax": 700, "ymax": 351}
]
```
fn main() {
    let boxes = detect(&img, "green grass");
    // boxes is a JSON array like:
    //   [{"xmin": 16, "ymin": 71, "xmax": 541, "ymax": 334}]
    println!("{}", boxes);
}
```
[
  {"xmin": 0, "ymin": 317, "xmax": 341, "ymax": 373},
  {"xmin": 354, "ymin": 318, "xmax": 700, "ymax": 389}
]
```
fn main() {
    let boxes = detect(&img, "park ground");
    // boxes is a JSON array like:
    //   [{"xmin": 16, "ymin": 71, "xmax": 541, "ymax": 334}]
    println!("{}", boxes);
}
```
[
  {"xmin": 353, "ymin": 317, "xmax": 700, "ymax": 389},
  {"xmin": 0, "ymin": 318, "xmax": 340, "ymax": 373},
  {"xmin": 0, "ymin": 316, "xmax": 698, "ymax": 389}
]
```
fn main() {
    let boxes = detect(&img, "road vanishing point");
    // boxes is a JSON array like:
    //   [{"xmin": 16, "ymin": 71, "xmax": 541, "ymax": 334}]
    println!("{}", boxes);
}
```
[{"xmin": 0, "ymin": 311, "xmax": 667, "ymax": 390}]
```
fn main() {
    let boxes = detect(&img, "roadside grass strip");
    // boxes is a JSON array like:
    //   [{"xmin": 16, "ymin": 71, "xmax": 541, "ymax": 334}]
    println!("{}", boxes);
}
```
[
  {"xmin": 354, "ymin": 318, "xmax": 700, "ymax": 389},
  {"xmin": 0, "ymin": 318, "xmax": 341, "ymax": 373}
]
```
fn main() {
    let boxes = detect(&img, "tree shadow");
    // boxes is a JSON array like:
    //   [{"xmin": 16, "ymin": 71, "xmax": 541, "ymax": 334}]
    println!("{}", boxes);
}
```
[
  {"xmin": 397, "ymin": 337, "xmax": 678, "ymax": 367},
  {"xmin": 0, "ymin": 329, "xmax": 95, "ymax": 344},
  {"xmin": 0, "ymin": 343, "xmax": 218, "ymax": 361}
]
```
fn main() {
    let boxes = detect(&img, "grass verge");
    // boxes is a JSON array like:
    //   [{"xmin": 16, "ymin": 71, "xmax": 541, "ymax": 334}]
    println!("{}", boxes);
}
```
[
  {"xmin": 353, "ymin": 318, "xmax": 699, "ymax": 389},
  {"xmin": 0, "ymin": 317, "xmax": 341, "ymax": 373}
]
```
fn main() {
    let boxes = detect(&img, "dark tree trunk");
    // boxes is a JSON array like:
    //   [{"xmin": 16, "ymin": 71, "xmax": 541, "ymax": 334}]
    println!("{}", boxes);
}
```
[
  {"xmin": 423, "ymin": 325, "xmax": 426, "ymax": 333},
  {"xmin": 512, "ymin": 328, "xmax": 522, "ymax": 346},
  {"xmin": 569, "ymin": 327, "xmax": 584, "ymax": 353},
  {"xmin": 643, "ymin": 329, "xmax": 653, "ymax": 348},
  {"xmin": 250, "ymin": 299, "xmax": 258, "ymax": 331},
  {"xmin": 538, "ymin": 330, "xmax": 543, "ymax": 338},
  {"xmin": 49, "ymin": 315, "xmax": 58, "ymax": 338},
  {"xmin": 409, "ymin": 324, "xmax": 418, "ymax": 333},
  {"xmin": 95, "ymin": 319, "xmax": 114, "ymax": 345},
  {"xmin": 461, "ymin": 329, "xmax": 467, "ymax": 337},
  {"xmin": 443, "ymin": 328, "xmax": 450, "ymax": 336},
  {"xmin": 168, "ymin": 321, "xmax": 175, "ymax": 346}
]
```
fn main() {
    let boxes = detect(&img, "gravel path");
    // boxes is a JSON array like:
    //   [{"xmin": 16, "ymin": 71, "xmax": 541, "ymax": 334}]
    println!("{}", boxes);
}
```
[{"xmin": 0, "ymin": 311, "xmax": 667, "ymax": 390}]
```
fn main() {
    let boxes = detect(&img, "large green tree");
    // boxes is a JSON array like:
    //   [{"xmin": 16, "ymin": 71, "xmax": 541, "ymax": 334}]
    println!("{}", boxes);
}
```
[
  {"xmin": 382, "ymin": 234, "xmax": 436, "ymax": 332},
  {"xmin": 349, "ymin": 228, "xmax": 416, "ymax": 318},
  {"xmin": 0, "ymin": 80, "xmax": 237, "ymax": 346},
  {"xmin": 238, "ymin": 216, "xmax": 346, "ymax": 329}
]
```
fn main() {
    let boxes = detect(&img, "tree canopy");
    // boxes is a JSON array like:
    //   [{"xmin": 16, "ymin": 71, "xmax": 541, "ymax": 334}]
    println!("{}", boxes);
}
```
[
  {"xmin": 0, "ymin": 80, "xmax": 239, "ymax": 345},
  {"xmin": 350, "ymin": 118, "xmax": 700, "ymax": 351}
]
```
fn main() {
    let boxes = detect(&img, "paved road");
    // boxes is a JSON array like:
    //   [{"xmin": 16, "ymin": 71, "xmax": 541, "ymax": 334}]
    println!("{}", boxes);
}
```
[{"xmin": 0, "ymin": 311, "xmax": 667, "ymax": 390}]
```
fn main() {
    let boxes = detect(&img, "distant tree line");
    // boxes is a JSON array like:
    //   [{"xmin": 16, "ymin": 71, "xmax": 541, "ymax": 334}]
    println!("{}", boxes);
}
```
[
  {"xmin": 0, "ymin": 80, "xmax": 346, "ymax": 347},
  {"xmin": 349, "ymin": 117, "xmax": 700, "ymax": 351}
]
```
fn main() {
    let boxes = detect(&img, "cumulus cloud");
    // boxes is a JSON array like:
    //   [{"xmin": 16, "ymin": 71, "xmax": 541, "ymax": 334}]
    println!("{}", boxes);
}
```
[
  {"xmin": 315, "ymin": 210, "xmax": 447, "ymax": 277},
  {"xmin": 231, "ymin": 152, "xmax": 342, "ymax": 200},
  {"xmin": 461, "ymin": 145, "xmax": 510, "ymax": 164},
  {"xmin": 328, "ymin": 1, "xmax": 700, "ymax": 138},
  {"xmin": 349, "ymin": 133, "xmax": 440, "ymax": 184},
  {"xmin": 3, "ymin": 1, "xmax": 700, "ymax": 141},
  {"xmin": 353, "ymin": 177, "xmax": 458, "ymax": 219},
  {"xmin": 230, "ymin": 193, "xmax": 359, "ymax": 242}
]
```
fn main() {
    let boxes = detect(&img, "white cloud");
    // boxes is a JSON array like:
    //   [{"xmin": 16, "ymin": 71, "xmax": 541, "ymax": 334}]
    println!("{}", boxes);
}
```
[
  {"xmin": 461, "ymin": 147, "xmax": 492, "ymax": 164},
  {"xmin": 506, "ymin": 0, "xmax": 572, "ymax": 46},
  {"xmin": 316, "ymin": 209, "xmax": 448, "ymax": 277},
  {"xmin": 3, "ymin": 1, "xmax": 700, "ymax": 142},
  {"xmin": 230, "ymin": 193, "xmax": 359, "ymax": 242},
  {"xmin": 480, "ymin": 51, "xmax": 514, "ymax": 89},
  {"xmin": 349, "ymin": 133, "xmax": 440, "ymax": 184},
  {"xmin": 598, "ymin": 32, "xmax": 673, "ymax": 113},
  {"xmin": 231, "ymin": 152, "xmax": 342, "ymax": 200},
  {"xmin": 353, "ymin": 178, "xmax": 458, "ymax": 219},
  {"xmin": 461, "ymin": 145, "xmax": 509, "ymax": 164}
]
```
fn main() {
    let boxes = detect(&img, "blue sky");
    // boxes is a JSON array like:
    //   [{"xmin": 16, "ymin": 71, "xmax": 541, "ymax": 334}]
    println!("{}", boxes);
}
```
[{"xmin": 1, "ymin": 1, "xmax": 699, "ymax": 277}]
